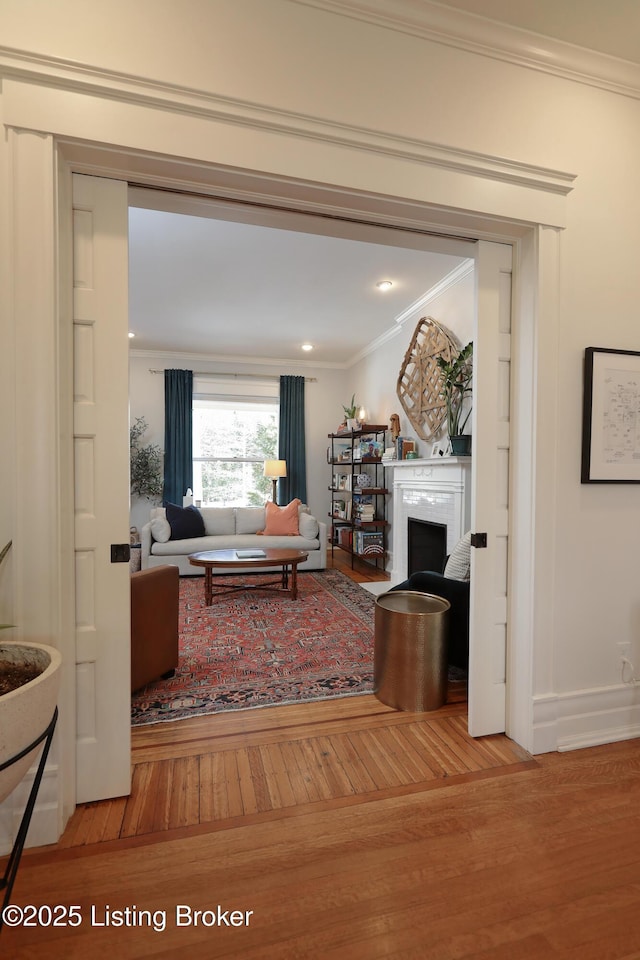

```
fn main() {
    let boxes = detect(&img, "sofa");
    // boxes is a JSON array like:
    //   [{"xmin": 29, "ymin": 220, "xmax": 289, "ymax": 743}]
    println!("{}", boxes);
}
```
[
  {"xmin": 131, "ymin": 565, "xmax": 179, "ymax": 691},
  {"xmin": 141, "ymin": 501, "xmax": 327, "ymax": 576}
]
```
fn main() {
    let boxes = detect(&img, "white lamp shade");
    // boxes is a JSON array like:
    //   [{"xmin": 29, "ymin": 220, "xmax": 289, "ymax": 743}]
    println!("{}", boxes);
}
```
[{"xmin": 263, "ymin": 459, "xmax": 287, "ymax": 479}]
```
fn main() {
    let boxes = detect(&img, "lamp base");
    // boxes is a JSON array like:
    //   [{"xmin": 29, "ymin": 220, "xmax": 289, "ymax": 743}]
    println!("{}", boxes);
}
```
[{"xmin": 271, "ymin": 479, "xmax": 278, "ymax": 505}]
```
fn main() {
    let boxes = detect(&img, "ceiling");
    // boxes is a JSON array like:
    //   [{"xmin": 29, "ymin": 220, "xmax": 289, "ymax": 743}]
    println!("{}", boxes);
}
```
[
  {"xmin": 129, "ymin": 3, "xmax": 637, "ymax": 366},
  {"xmin": 128, "ymin": 199, "xmax": 471, "ymax": 366}
]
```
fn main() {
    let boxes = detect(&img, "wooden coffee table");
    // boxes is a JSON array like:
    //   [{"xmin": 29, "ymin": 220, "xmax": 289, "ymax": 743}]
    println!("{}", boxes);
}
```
[{"xmin": 188, "ymin": 548, "xmax": 309, "ymax": 605}]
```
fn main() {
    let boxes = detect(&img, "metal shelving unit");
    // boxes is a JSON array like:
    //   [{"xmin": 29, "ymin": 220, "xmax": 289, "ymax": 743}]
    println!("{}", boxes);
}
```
[{"xmin": 328, "ymin": 425, "xmax": 388, "ymax": 570}]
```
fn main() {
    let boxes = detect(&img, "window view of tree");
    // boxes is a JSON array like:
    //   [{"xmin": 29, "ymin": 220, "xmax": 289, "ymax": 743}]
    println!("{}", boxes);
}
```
[{"xmin": 193, "ymin": 400, "xmax": 278, "ymax": 507}]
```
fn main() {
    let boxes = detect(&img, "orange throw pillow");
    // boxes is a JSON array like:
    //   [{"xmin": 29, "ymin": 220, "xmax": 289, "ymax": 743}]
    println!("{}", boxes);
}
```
[{"xmin": 260, "ymin": 498, "xmax": 301, "ymax": 536}]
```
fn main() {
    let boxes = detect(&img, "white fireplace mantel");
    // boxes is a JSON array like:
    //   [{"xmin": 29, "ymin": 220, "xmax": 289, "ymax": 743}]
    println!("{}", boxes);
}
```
[{"xmin": 385, "ymin": 457, "xmax": 471, "ymax": 582}]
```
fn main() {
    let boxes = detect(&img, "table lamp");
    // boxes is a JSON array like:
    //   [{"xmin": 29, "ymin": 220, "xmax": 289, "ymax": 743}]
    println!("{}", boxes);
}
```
[{"xmin": 263, "ymin": 459, "xmax": 287, "ymax": 504}]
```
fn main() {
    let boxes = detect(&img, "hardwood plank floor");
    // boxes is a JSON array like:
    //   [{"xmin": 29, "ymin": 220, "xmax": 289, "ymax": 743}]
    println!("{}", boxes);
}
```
[
  {"xmin": 5, "ymin": 722, "xmax": 640, "ymax": 959},
  {"xmin": 6, "ymin": 564, "xmax": 640, "ymax": 955}
]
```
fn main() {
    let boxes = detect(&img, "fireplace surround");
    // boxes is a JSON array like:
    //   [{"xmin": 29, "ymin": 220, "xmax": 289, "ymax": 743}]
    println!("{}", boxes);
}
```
[{"xmin": 388, "ymin": 458, "xmax": 471, "ymax": 583}]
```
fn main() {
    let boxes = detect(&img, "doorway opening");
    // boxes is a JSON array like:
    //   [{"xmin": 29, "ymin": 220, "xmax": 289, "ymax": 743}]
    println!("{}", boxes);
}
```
[{"xmin": 126, "ymin": 185, "xmax": 482, "ymax": 732}]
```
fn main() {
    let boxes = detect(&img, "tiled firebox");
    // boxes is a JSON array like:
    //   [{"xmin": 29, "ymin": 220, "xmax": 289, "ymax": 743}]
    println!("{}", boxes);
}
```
[{"xmin": 387, "ymin": 458, "xmax": 471, "ymax": 583}]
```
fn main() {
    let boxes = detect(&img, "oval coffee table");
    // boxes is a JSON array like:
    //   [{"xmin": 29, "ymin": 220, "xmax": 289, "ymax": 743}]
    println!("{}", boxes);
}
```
[{"xmin": 188, "ymin": 548, "xmax": 309, "ymax": 605}]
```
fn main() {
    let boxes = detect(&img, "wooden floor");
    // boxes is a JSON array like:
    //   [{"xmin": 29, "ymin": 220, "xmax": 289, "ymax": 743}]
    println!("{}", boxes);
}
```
[
  {"xmin": 6, "ymin": 557, "xmax": 640, "ymax": 956},
  {"xmin": 56, "ymin": 693, "xmax": 519, "ymax": 848},
  {"xmin": 6, "ymin": 710, "xmax": 640, "ymax": 959}
]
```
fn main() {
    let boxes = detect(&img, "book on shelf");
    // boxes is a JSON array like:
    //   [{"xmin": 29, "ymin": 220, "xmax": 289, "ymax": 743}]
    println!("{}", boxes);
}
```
[
  {"xmin": 395, "ymin": 436, "xmax": 417, "ymax": 459},
  {"xmin": 354, "ymin": 530, "xmax": 384, "ymax": 555}
]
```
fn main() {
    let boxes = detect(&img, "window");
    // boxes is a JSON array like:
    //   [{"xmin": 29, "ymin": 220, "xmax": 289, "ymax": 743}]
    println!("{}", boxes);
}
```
[{"xmin": 192, "ymin": 393, "xmax": 279, "ymax": 507}]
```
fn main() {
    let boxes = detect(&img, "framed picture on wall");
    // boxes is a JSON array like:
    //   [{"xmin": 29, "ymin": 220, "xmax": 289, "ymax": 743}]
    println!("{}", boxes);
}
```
[{"xmin": 581, "ymin": 346, "xmax": 640, "ymax": 483}]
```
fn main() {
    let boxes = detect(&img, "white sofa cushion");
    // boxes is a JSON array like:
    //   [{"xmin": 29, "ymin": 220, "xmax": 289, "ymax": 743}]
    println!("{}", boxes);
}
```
[
  {"xmin": 150, "ymin": 533, "xmax": 320, "ymax": 557},
  {"xmin": 235, "ymin": 507, "xmax": 266, "ymax": 534},
  {"xmin": 200, "ymin": 507, "xmax": 236, "ymax": 536}
]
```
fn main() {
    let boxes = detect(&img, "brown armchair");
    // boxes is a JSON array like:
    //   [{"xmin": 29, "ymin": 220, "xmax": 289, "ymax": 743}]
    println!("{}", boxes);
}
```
[{"xmin": 130, "ymin": 565, "xmax": 179, "ymax": 692}]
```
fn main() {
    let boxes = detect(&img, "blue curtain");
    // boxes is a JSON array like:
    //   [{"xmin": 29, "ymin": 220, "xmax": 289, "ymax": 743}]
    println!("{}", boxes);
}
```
[
  {"xmin": 163, "ymin": 369, "xmax": 193, "ymax": 505},
  {"xmin": 278, "ymin": 375, "xmax": 307, "ymax": 504}
]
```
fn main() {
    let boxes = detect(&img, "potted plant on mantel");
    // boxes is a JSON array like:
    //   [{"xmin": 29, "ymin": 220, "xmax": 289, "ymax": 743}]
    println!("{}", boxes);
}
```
[{"xmin": 436, "ymin": 341, "xmax": 473, "ymax": 456}]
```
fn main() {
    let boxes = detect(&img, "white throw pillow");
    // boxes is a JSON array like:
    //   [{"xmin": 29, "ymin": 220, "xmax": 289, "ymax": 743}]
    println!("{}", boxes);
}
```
[
  {"xmin": 298, "ymin": 511, "xmax": 319, "ymax": 540},
  {"xmin": 444, "ymin": 532, "xmax": 471, "ymax": 580},
  {"xmin": 150, "ymin": 516, "xmax": 171, "ymax": 543}
]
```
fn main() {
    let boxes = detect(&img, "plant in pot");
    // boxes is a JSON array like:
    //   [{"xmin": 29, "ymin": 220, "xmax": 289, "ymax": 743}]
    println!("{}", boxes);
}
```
[
  {"xmin": 0, "ymin": 539, "xmax": 62, "ymax": 922},
  {"xmin": 341, "ymin": 395, "xmax": 360, "ymax": 431},
  {"xmin": 130, "ymin": 416, "xmax": 163, "ymax": 501},
  {"xmin": 436, "ymin": 341, "xmax": 473, "ymax": 456}
]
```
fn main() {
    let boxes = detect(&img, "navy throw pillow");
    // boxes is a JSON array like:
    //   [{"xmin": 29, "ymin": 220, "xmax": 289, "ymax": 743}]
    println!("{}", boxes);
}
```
[{"xmin": 164, "ymin": 502, "xmax": 205, "ymax": 541}]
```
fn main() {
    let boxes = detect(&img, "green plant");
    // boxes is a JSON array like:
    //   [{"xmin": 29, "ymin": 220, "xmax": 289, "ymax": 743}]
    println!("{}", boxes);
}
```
[
  {"xmin": 130, "ymin": 417, "xmax": 164, "ymax": 500},
  {"xmin": 436, "ymin": 341, "xmax": 473, "ymax": 437},
  {"xmin": 342, "ymin": 394, "xmax": 358, "ymax": 420},
  {"xmin": 0, "ymin": 540, "xmax": 13, "ymax": 630}
]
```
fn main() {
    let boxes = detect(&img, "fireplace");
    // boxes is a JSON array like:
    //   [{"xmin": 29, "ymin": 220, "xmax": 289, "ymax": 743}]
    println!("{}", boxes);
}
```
[
  {"xmin": 408, "ymin": 518, "xmax": 447, "ymax": 576},
  {"xmin": 389, "ymin": 458, "xmax": 471, "ymax": 583}
]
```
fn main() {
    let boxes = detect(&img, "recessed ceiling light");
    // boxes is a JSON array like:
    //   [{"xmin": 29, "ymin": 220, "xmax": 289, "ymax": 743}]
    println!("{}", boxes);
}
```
[
  {"xmin": 301, "ymin": 343, "xmax": 314, "ymax": 352},
  {"xmin": 128, "ymin": 332, "xmax": 135, "ymax": 339},
  {"xmin": 376, "ymin": 280, "xmax": 393, "ymax": 291}
]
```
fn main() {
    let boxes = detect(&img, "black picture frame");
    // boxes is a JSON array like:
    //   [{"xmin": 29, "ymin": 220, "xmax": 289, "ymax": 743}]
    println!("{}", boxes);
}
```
[{"xmin": 581, "ymin": 346, "xmax": 640, "ymax": 483}]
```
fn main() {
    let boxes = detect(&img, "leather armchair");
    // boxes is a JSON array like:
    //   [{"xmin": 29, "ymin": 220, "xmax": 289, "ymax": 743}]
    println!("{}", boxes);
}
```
[
  {"xmin": 390, "ymin": 570, "xmax": 469, "ymax": 671},
  {"xmin": 131, "ymin": 565, "xmax": 179, "ymax": 692}
]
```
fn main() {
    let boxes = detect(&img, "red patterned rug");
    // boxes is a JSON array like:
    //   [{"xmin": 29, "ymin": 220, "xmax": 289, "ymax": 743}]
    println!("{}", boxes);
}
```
[{"xmin": 130, "ymin": 570, "xmax": 376, "ymax": 725}]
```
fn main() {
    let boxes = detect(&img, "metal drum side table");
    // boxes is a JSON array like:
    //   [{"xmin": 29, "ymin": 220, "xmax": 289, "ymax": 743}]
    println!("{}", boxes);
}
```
[{"xmin": 374, "ymin": 590, "xmax": 450, "ymax": 712}]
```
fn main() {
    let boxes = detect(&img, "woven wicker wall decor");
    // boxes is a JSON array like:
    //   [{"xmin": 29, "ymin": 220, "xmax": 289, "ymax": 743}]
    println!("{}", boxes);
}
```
[{"xmin": 397, "ymin": 317, "xmax": 460, "ymax": 441}]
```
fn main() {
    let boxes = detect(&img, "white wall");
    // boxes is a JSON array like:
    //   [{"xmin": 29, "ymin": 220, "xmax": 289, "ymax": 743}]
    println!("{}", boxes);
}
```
[
  {"xmin": 129, "ymin": 353, "xmax": 350, "ymax": 534},
  {"xmin": 1, "ymin": 0, "xmax": 640, "ymax": 810},
  {"xmin": 349, "ymin": 266, "xmax": 475, "ymax": 574},
  {"xmin": 350, "ymin": 268, "xmax": 475, "ymax": 447}
]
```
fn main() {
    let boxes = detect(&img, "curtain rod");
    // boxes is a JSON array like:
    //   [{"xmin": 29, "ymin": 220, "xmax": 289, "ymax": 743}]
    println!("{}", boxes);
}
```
[{"xmin": 149, "ymin": 369, "xmax": 317, "ymax": 382}]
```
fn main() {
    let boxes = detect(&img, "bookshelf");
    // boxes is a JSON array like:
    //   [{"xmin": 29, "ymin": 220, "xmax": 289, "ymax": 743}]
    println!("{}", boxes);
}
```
[{"xmin": 327, "ymin": 425, "xmax": 388, "ymax": 570}]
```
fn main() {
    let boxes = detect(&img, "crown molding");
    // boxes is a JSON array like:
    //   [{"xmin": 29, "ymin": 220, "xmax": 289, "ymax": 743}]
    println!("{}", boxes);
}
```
[
  {"xmin": 347, "ymin": 258, "xmax": 474, "ymax": 367},
  {"xmin": 291, "ymin": 0, "xmax": 640, "ymax": 100},
  {"xmin": 0, "ymin": 46, "xmax": 574, "ymax": 196},
  {"xmin": 129, "ymin": 348, "xmax": 348, "ymax": 370},
  {"xmin": 393, "ymin": 259, "xmax": 474, "ymax": 327}
]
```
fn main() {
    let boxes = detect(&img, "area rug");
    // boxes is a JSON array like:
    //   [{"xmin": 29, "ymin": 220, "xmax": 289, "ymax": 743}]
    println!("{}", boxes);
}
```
[{"xmin": 130, "ymin": 570, "xmax": 376, "ymax": 725}]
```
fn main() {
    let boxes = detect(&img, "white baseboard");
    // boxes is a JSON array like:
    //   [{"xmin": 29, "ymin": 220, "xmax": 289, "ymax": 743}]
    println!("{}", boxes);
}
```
[
  {"xmin": 0, "ymin": 763, "xmax": 60, "ymax": 856},
  {"xmin": 533, "ymin": 682, "xmax": 640, "ymax": 754}
]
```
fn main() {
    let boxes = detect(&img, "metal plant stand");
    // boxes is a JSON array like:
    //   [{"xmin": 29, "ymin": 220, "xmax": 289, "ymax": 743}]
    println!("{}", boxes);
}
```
[{"xmin": 0, "ymin": 707, "xmax": 58, "ymax": 932}]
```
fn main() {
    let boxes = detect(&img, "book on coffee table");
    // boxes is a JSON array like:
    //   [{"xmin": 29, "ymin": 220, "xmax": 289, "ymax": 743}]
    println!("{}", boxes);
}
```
[{"xmin": 235, "ymin": 549, "xmax": 266, "ymax": 559}]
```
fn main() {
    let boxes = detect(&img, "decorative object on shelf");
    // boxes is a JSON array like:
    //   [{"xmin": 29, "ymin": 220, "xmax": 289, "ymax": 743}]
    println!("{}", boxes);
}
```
[
  {"xmin": 341, "ymin": 394, "xmax": 359, "ymax": 431},
  {"xmin": 389, "ymin": 413, "xmax": 401, "ymax": 442},
  {"xmin": 581, "ymin": 347, "xmax": 640, "ymax": 483},
  {"xmin": 397, "ymin": 317, "xmax": 458, "ymax": 441},
  {"xmin": 394, "ymin": 437, "xmax": 419, "ymax": 460},
  {"xmin": 130, "ymin": 416, "xmax": 164, "ymax": 501},
  {"xmin": 263, "ymin": 459, "xmax": 287, "ymax": 503},
  {"xmin": 436, "ymin": 340, "xmax": 473, "ymax": 457},
  {"xmin": 431, "ymin": 439, "xmax": 451, "ymax": 458}
]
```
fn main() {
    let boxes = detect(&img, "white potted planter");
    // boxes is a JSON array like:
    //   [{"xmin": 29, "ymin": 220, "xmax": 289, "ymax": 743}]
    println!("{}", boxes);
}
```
[{"xmin": 0, "ymin": 641, "xmax": 62, "ymax": 804}]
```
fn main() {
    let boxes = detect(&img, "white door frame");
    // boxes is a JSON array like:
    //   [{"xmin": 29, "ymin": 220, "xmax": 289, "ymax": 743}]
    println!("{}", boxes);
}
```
[
  {"xmin": 55, "ymin": 148, "xmax": 559, "ymax": 751},
  {"xmin": 2, "ymin": 130, "xmax": 559, "ymax": 847}
]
